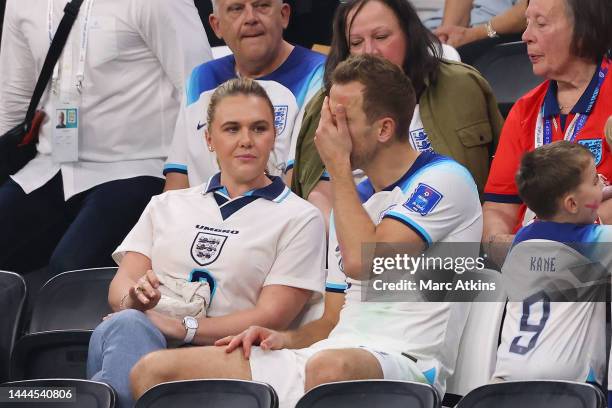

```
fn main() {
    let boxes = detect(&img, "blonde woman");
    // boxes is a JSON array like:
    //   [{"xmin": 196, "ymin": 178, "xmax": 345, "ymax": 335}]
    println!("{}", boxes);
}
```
[{"xmin": 87, "ymin": 78, "xmax": 326, "ymax": 408}]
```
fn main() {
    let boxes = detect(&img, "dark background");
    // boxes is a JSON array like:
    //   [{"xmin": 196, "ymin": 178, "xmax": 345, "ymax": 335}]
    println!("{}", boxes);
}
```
[
  {"xmin": 0, "ymin": 0, "xmax": 4, "ymax": 48},
  {"xmin": 0, "ymin": 1, "xmax": 336, "ymax": 51}
]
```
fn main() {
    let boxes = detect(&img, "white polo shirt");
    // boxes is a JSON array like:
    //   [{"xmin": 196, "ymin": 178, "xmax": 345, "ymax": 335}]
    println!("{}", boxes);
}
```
[
  {"xmin": 164, "ymin": 46, "xmax": 325, "ymax": 184},
  {"xmin": 0, "ymin": 0, "xmax": 211, "ymax": 199},
  {"xmin": 324, "ymin": 151, "xmax": 483, "ymax": 396},
  {"xmin": 113, "ymin": 174, "xmax": 326, "ymax": 317},
  {"xmin": 494, "ymin": 222, "xmax": 610, "ymax": 385}
]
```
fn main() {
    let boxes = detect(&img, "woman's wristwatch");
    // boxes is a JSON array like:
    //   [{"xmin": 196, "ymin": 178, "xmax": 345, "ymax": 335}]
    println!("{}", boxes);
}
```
[{"xmin": 182, "ymin": 316, "xmax": 198, "ymax": 344}]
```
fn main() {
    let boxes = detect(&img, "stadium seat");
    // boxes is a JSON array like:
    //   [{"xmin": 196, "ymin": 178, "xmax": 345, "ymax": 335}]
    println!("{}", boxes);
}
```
[
  {"xmin": 472, "ymin": 41, "xmax": 543, "ymax": 118},
  {"xmin": 0, "ymin": 378, "xmax": 117, "ymax": 408},
  {"xmin": 10, "ymin": 267, "xmax": 116, "ymax": 380},
  {"xmin": 295, "ymin": 380, "xmax": 440, "ymax": 408},
  {"xmin": 444, "ymin": 269, "xmax": 506, "ymax": 407},
  {"xmin": 0, "ymin": 271, "xmax": 26, "ymax": 383},
  {"xmin": 134, "ymin": 379, "xmax": 278, "ymax": 408},
  {"xmin": 456, "ymin": 381, "xmax": 605, "ymax": 408}
]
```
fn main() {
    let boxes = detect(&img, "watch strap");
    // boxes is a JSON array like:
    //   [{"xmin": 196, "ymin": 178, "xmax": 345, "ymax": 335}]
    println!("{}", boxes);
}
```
[
  {"xmin": 183, "ymin": 317, "xmax": 197, "ymax": 344},
  {"xmin": 485, "ymin": 20, "xmax": 499, "ymax": 38}
]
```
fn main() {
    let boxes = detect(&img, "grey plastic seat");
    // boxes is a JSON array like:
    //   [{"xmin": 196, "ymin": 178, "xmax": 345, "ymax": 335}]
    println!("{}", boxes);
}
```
[
  {"xmin": 456, "ymin": 381, "xmax": 605, "ymax": 408},
  {"xmin": 135, "ymin": 379, "xmax": 278, "ymax": 408},
  {"xmin": 295, "ymin": 380, "xmax": 440, "ymax": 408},
  {"xmin": 0, "ymin": 271, "xmax": 26, "ymax": 383},
  {"xmin": 472, "ymin": 41, "xmax": 543, "ymax": 118},
  {"xmin": 10, "ymin": 267, "xmax": 115, "ymax": 380}
]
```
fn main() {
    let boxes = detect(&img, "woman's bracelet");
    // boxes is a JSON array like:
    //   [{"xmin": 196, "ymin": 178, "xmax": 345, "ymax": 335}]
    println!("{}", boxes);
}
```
[{"xmin": 119, "ymin": 293, "xmax": 130, "ymax": 310}]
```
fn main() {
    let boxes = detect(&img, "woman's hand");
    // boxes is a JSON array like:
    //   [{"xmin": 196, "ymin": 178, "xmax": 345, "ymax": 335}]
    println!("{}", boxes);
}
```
[
  {"xmin": 125, "ymin": 269, "xmax": 161, "ymax": 312},
  {"xmin": 435, "ymin": 25, "xmax": 486, "ymax": 48},
  {"xmin": 214, "ymin": 326, "xmax": 290, "ymax": 359}
]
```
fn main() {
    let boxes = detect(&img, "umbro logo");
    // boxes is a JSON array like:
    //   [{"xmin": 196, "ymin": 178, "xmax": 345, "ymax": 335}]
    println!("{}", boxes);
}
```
[{"xmin": 197, "ymin": 121, "xmax": 206, "ymax": 130}]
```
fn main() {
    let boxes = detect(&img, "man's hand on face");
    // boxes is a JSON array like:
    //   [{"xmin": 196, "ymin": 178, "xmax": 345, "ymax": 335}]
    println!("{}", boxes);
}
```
[{"xmin": 314, "ymin": 96, "xmax": 353, "ymax": 176}]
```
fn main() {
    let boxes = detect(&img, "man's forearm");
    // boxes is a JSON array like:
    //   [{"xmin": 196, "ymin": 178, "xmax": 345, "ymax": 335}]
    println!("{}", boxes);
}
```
[
  {"xmin": 329, "ymin": 164, "xmax": 377, "ymax": 280},
  {"xmin": 441, "ymin": 0, "xmax": 474, "ymax": 27},
  {"xmin": 163, "ymin": 172, "xmax": 190, "ymax": 191},
  {"xmin": 284, "ymin": 318, "xmax": 336, "ymax": 349},
  {"xmin": 485, "ymin": 0, "xmax": 527, "ymax": 34}
]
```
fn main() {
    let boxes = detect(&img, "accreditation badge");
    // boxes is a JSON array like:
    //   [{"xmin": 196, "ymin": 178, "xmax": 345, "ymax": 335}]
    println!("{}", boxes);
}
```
[{"xmin": 52, "ymin": 100, "xmax": 79, "ymax": 163}]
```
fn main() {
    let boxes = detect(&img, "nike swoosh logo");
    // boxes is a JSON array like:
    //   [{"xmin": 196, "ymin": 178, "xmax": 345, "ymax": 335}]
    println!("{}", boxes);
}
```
[{"xmin": 197, "ymin": 121, "xmax": 206, "ymax": 130}]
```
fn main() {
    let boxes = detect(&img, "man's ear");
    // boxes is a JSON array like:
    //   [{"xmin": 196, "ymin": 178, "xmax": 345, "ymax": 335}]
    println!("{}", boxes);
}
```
[
  {"xmin": 209, "ymin": 13, "xmax": 223, "ymax": 40},
  {"xmin": 562, "ymin": 193, "xmax": 579, "ymax": 214},
  {"xmin": 280, "ymin": 3, "xmax": 291, "ymax": 29},
  {"xmin": 377, "ymin": 117, "xmax": 396, "ymax": 143}
]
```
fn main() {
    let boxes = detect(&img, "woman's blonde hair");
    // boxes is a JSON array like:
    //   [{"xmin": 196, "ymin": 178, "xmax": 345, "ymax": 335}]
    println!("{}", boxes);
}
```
[{"xmin": 206, "ymin": 78, "xmax": 275, "ymax": 129}]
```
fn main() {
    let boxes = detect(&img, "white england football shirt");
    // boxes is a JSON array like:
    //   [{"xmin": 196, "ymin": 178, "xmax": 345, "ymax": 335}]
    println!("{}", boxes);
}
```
[
  {"xmin": 322, "ymin": 151, "xmax": 483, "ymax": 395},
  {"xmin": 113, "ymin": 174, "xmax": 326, "ymax": 317},
  {"xmin": 164, "ymin": 46, "xmax": 325, "ymax": 185},
  {"xmin": 494, "ymin": 222, "xmax": 611, "ymax": 385}
]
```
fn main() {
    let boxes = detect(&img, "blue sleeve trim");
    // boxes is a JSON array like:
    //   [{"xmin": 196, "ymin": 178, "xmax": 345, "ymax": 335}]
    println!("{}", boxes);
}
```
[
  {"xmin": 384, "ymin": 211, "xmax": 432, "ymax": 246},
  {"xmin": 285, "ymin": 160, "xmax": 295, "ymax": 172},
  {"xmin": 163, "ymin": 163, "xmax": 188, "ymax": 175},
  {"xmin": 326, "ymin": 282, "xmax": 348, "ymax": 293},
  {"xmin": 483, "ymin": 193, "xmax": 522, "ymax": 204},
  {"xmin": 296, "ymin": 64, "xmax": 324, "ymax": 107},
  {"xmin": 186, "ymin": 57, "xmax": 236, "ymax": 105}
]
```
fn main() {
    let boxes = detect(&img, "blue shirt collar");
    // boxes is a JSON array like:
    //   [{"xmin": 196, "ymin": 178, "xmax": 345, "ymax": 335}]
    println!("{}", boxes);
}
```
[
  {"xmin": 204, "ymin": 173, "xmax": 286, "ymax": 201},
  {"xmin": 543, "ymin": 61, "xmax": 603, "ymax": 117},
  {"xmin": 356, "ymin": 151, "xmax": 443, "ymax": 202}
]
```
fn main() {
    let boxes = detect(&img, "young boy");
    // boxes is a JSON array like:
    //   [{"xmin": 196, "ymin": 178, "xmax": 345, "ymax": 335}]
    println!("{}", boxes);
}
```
[{"xmin": 492, "ymin": 141, "xmax": 609, "ymax": 387}]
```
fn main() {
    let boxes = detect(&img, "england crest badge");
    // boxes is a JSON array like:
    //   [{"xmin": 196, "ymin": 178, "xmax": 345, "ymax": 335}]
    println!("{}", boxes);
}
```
[
  {"xmin": 190, "ymin": 232, "xmax": 228, "ymax": 266},
  {"xmin": 409, "ymin": 128, "xmax": 433, "ymax": 152},
  {"xmin": 274, "ymin": 105, "xmax": 288, "ymax": 135},
  {"xmin": 578, "ymin": 139, "xmax": 603, "ymax": 166}
]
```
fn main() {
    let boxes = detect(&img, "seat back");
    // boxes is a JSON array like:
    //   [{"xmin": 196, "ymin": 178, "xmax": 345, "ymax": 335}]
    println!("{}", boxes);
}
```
[
  {"xmin": 10, "ymin": 331, "xmax": 93, "ymax": 380},
  {"xmin": 444, "ymin": 269, "xmax": 506, "ymax": 405},
  {"xmin": 135, "ymin": 379, "xmax": 278, "ymax": 408},
  {"xmin": 0, "ymin": 379, "xmax": 117, "ymax": 408},
  {"xmin": 472, "ymin": 41, "xmax": 543, "ymax": 118},
  {"xmin": 29, "ymin": 267, "xmax": 115, "ymax": 332},
  {"xmin": 10, "ymin": 267, "xmax": 115, "ymax": 380},
  {"xmin": 295, "ymin": 380, "xmax": 439, "ymax": 408},
  {"xmin": 0, "ymin": 271, "xmax": 26, "ymax": 382},
  {"xmin": 456, "ymin": 381, "xmax": 605, "ymax": 408}
]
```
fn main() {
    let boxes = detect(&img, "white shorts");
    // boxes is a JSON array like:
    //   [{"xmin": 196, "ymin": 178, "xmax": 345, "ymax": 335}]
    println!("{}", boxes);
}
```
[{"xmin": 249, "ymin": 339, "xmax": 426, "ymax": 408}]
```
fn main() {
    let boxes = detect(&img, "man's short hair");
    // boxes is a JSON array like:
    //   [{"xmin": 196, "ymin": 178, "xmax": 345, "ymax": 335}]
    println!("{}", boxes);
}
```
[
  {"xmin": 331, "ymin": 54, "xmax": 416, "ymax": 139},
  {"xmin": 211, "ymin": 0, "xmax": 283, "ymax": 14},
  {"xmin": 516, "ymin": 141, "xmax": 594, "ymax": 219}
]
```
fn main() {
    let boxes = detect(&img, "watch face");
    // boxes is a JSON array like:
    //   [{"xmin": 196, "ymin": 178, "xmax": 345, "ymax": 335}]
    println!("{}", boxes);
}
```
[{"xmin": 184, "ymin": 317, "xmax": 198, "ymax": 330}]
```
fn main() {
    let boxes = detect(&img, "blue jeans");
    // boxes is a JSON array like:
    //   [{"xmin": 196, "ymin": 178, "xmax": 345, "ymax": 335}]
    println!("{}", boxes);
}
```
[{"xmin": 87, "ymin": 309, "xmax": 167, "ymax": 408}]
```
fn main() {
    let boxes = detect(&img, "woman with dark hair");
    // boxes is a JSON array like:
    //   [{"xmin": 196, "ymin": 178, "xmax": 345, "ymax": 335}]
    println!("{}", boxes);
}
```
[
  {"xmin": 288, "ymin": 0, "xmax": 504, "ymax": 227},
  {"xmin": 483, "ymin": 0, "xmax": 612, "ymax": 266}
]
